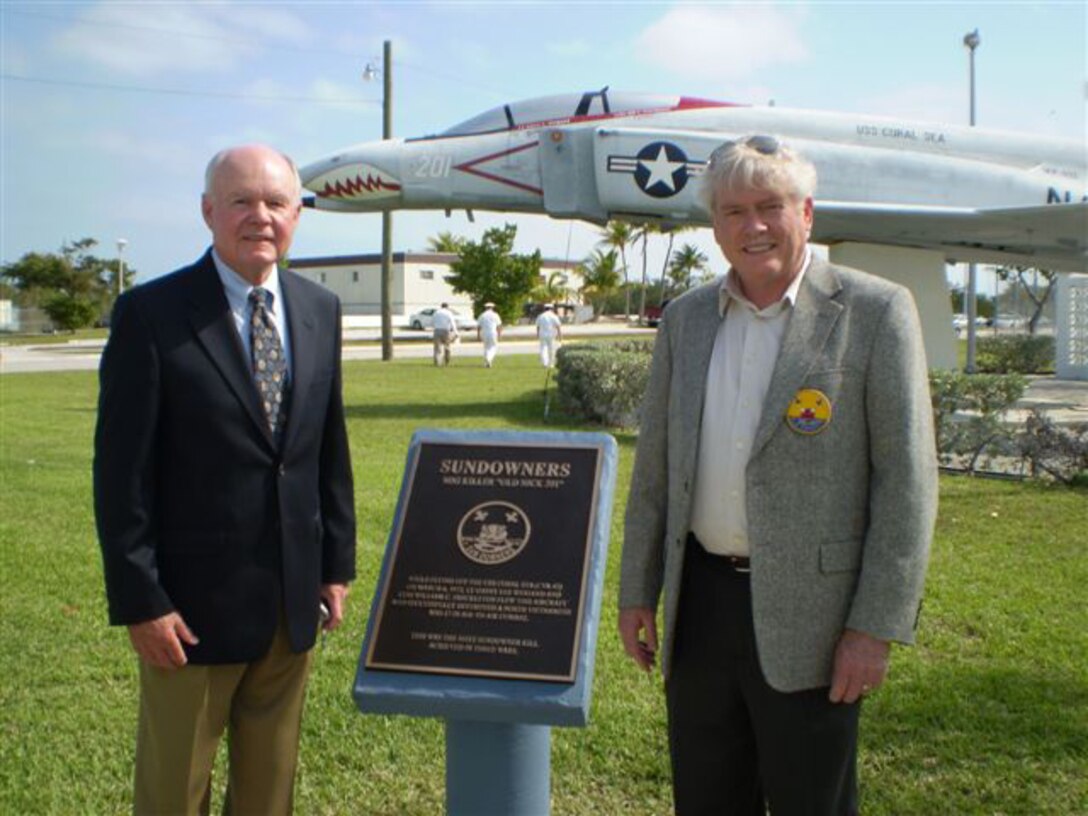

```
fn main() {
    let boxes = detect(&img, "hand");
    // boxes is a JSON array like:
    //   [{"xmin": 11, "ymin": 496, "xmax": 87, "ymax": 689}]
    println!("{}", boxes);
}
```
[
  {"xmin": 829, "ymin": 629, "xmax": 890, "ymax": 704},
  {"xmin": 320, "ymin": 583, "xmax": 350, "ymax": 631},
  {"xmin": 618, "ymin": 607, "xmax": 658, "ymax": 673},
  {"xmin": 127, "ymin": 612, "xmax": 198, "ymax": 670}
]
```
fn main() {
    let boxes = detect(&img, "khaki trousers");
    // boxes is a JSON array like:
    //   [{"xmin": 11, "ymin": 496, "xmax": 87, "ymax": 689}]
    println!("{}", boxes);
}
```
[
  {"xmin": 133, "ymin": 619, "xmax": 314, "ymax": 816},
  {"xmin": 433, "ymin": 329, "xmax": 454, "ymax": 366}
]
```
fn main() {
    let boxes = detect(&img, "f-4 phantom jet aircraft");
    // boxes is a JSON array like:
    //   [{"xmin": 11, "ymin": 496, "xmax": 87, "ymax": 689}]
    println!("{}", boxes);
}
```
[{"xmin": 301, "ymin": 88, "xmax": 1087, "ymax": 272}]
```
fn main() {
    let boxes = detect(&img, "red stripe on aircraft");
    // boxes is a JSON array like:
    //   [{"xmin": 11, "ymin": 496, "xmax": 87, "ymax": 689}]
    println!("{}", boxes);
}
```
[
  {"xmin": 454, "ymin": 142, "xmax": 544, "ymax": 196},
  {"xmin": 505, "ymin": 98, "xmax": 738, "ymax": 133}
]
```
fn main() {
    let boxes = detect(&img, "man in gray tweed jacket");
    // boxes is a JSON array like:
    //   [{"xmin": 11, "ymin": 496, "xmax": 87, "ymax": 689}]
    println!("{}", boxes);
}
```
[{"xmin": 618, "ymin": 135, "xmax": 937, "ymax": 815}]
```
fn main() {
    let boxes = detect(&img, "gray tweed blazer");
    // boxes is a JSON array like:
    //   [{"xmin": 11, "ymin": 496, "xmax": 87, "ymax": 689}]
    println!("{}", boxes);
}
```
[{"xmin": 619, "ymin": 258, "xmax": 938, "ymax": 692}]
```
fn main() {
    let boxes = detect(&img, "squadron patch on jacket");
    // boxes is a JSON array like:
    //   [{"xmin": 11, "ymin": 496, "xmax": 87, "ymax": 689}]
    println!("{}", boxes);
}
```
[{"xmin": 786, "ymin": 388, "xmax": 832, "ymax": 435}]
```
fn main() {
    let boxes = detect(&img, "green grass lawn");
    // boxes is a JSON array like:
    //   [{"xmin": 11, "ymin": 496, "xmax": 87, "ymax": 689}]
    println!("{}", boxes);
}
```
[{"xmin": 1, "ymin": 356, "xmax": 1085, "ymax": 814}]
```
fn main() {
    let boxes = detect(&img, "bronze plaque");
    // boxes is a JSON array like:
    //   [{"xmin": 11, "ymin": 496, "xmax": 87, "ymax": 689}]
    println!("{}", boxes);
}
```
[{"xmin": 366, "ymin": 440, "xmax": 604, "ymax": 683}]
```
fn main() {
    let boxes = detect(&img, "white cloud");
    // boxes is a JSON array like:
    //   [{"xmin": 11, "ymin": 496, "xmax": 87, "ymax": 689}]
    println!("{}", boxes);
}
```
[
  {"xmin": 51, "ymin": 2, "xmax": 311, "ymax": 76},
  {"xmin": 635, "ymin": 5, "xmax": 808, "ymax": 82}
]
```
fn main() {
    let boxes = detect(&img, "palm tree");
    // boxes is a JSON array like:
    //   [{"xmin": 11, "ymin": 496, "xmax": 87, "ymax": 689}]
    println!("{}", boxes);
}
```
[
  {"xmin": 656, "ymin": 224, "xmax": 693, "ymax": 304},
  {"xmin": 579, "ymin": 249, "xmax": 621, "ymax": 317},
  {"xmin": 426, "ymin": 231, "xmax": 468, "ymax": 254},
  {"xmin": 597, "ymin": 221, "xmax": 636, "ymax": 321},
  {"xmin": 635, "ymin": 222, "xmax": 656, "ymax": 324},
  {"xmin": 667, "ymin": 243, "xmax": 710, "ymax": 295},
  {"xmin": 532, "ymin": 270, "xmax": 573, "ymax": 306}
]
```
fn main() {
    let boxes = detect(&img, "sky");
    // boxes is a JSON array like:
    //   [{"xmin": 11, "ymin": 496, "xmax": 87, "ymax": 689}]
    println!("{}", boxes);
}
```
[{"xmin": 2, "ymin": 1, "xmax": 1085, "ymax": 293}]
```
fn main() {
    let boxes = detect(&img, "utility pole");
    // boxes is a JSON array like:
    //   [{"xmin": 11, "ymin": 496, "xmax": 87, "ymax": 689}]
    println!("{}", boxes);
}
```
[
  {"xmin": 366, "ymin": 41, "xmax": 395, "ymax": 360},
  {"xmin": 380, "ymin": 40, "xmax": 394, "ymax": 360}
]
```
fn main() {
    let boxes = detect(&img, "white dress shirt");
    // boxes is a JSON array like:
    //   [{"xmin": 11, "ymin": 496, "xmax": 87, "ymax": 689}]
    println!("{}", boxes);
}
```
[
  {"xmin": 689, "ymin": 253, "xmax": 810, "ymax": 556},
  {"xmin": 212, "ymin": 250, "xmax": 293, "ymax": 379}
]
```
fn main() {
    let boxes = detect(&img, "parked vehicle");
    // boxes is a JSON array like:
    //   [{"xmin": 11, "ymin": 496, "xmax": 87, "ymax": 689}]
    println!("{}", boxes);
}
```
[
  {"xmin": 407, "ymin": 307, "xmax": 477, "ymax": 331},
  {"xmin": 645, "ymin": 300, "xmax": 671, "ymax": 328},
  {"xmin": 993, "ymin": 313, "xmax": 1028, "ymax": 330}
]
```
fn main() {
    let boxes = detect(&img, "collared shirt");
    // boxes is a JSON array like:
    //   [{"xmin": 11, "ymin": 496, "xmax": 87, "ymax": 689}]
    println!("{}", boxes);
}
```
[
  {"xmin": 212, "ymin": 250, "xmax": 293, "ymax": 379},
  {"xmin": 536, "ymin": 310, "xmax": 561, "ymax": 338},
  {"xmin": 432, "ymin": 307, "xmax": 458, "ymax": 333},
  {"xmin": 689, "ymin": 250, "xmax": 811, "ymax": 556},
  {"xmin": 477, "ymin": 309, "xmax": 502, "ymax": 339}
]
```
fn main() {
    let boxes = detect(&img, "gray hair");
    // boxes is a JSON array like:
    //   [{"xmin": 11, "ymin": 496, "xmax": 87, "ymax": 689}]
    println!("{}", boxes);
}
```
[
  {"xmin": 203, "ymin": 145, "xmax": 303, "ymax": 200},
  {"xmin": 698, "ymin": 135, "xmax": 817, "ymax": 212}
]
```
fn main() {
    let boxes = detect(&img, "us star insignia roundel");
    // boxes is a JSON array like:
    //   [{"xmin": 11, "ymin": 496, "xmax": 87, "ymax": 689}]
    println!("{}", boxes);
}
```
[
  {"xmin": 607, "ymin": 141, "xmax": 705, "ymax": 199},
  {"xmin": 786, "ymin": 388, "xmax": 832, "ymax": 435}
]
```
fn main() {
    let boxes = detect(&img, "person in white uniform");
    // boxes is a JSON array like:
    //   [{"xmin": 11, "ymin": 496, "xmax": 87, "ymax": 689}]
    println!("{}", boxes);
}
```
[
  {"xmin": 431, "ymin": 303, "xmax": 459, "ymax": 366},
  {"xmin": 535, "ymin": 304, "xmax": 563, "ymax": 368},
  {"xmin": 476, "ymin": 302, "xmax": 503, "ymax": 367}
]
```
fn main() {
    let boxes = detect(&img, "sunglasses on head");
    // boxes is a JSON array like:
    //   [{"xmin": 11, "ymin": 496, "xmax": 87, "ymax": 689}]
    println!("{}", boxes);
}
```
[{"xmin": 712, "ymin": 135, "xmax": 782, "ymax": 161}]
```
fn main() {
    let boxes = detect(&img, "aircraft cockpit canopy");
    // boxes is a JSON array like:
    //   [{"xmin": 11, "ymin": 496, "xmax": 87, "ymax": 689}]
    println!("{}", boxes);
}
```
[{"xmin": 435, "ymin": 89, "xmax": 706, "ymax": 138}]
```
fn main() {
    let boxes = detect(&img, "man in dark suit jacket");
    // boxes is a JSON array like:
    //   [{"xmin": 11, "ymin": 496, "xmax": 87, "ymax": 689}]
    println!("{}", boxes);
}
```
[
  {"xmin": 619, "ymin": 136, "xmax": 937, "ymax": 814},
  {"xmin": 94, "ymin": 144, "xmax": 356, "ymax": 814}
]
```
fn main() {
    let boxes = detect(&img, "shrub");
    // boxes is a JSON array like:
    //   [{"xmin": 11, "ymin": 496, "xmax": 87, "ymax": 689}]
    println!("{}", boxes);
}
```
[
  {"xmin": 42, "ymin": 292, "xmax": 98, "ymax": 331},
  {"xmin": 1017, "ymin": 410, "xmax": 1088, "ymax": 485},
  {"xmin": 555, "ymin": 340, "xmax": 654, "ymax": 427},
  {"xmin": 976, "ymin": 334, "xmax": 1054, "ymax": 374},
  {"xmin": 928, "ymin": 370, "xmax": 1028, "ymax": 474}
]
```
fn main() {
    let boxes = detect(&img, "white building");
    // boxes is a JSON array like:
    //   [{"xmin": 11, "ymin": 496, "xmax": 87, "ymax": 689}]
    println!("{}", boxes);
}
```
[{"xmin": 290, "ymin": 251, "xmax": 583, "ymax": 324}]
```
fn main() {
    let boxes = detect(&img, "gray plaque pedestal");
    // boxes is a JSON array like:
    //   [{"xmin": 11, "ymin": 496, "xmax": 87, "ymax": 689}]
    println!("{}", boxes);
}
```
[
  {"xmin": 355, "ymin": 429, "xmax": 618, "ymax": 815},
  {"xmin": 446, "ymin": 720, "xmax": 550, "ymax": 815}
]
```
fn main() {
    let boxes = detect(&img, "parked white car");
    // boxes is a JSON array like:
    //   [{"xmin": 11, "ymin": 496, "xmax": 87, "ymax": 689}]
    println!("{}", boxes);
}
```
[
  {"xmin": 952, "ymin": 313, "xmax": 990, "ymax": 331},
  {"xmin": 407, "ymin": 307, "xmax": 477, "ymax": 331},
  {"xmin": 993, "ymin": 314, "xmax": 1028, "ymax": 330}
]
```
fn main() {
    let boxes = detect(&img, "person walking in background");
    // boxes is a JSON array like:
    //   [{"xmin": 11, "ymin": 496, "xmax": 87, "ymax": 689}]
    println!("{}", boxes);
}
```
[
  {"xmin": 618, "ymin": 135, "xmax": 937, "ymax": 815},
  {"xmin": 432, "ymin": 302, "xmax": 459, "ymax": 366},
  {"xmin": 94, "ymin": 144, "xmax": 357, "ymax": 815},
  {"xmin": 535, "ymin": 303, "xmax": 562, "ymax": 368},
  {"xmin": 476, "ymin": 301, "xmax": 502, "ymax": 367}
]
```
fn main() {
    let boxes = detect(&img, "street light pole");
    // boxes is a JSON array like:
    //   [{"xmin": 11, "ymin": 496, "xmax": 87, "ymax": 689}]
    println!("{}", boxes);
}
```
[
  {"xmin": 365, "ymin": 42, "xmax": 395, "ymax": 360},
  {"xmin": 964, "ymin": 28, "xmax": 980, "ymax": 373},
  {"xmin": 116, "ymin": 238, "xmax": 128, "ymax": 297}
]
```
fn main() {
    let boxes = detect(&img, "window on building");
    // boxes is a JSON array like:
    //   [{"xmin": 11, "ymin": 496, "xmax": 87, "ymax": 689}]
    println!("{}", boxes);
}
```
[
  {"xmin": 320, "ymin": 273, "xmax": 326, "ymax": 284},
  {"xmin": 352, "ymin": 271, "xmax": 359, "ymax": 283},
  {"xmin": 420, "ymin": 269, "xmax": 434, "ymax": 280}
]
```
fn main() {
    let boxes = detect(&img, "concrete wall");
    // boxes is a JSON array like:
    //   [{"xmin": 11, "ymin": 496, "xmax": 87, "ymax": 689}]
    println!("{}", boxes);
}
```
[
  {"xmin": 829, "ymin": 243, "xmax": 956, "ymax": 370},
  {"xmin": 1056, "ymin": 273, "xmax": 1088, "ymax": 380}
]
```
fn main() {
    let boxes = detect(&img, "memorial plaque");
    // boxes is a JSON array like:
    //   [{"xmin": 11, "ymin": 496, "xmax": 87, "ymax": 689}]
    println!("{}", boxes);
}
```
[{"xmin": 366, "ymin": 439, "xmax": 604, "ymax": 683}]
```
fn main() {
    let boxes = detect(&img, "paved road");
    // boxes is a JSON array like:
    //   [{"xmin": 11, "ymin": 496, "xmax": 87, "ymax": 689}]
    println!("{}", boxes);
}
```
[
  {"xmin": 3, "ymin": 326, "xmax": 1085, "ymax": 425},
  {"xmin": 0, "ymin": 323, "xmax": 654, "ymax": 374}
]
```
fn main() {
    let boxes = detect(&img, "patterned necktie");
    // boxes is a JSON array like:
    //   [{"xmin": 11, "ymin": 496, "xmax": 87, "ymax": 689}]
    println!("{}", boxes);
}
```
[{"xmin": 249, "ymin": 288, "xmax": 288, "ymax": 441}]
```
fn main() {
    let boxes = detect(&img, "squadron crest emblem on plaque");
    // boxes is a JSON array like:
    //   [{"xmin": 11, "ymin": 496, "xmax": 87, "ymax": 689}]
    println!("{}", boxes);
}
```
[{"xmin": 457, "ymin": 501, "xmax": 531, "ymax": 565}]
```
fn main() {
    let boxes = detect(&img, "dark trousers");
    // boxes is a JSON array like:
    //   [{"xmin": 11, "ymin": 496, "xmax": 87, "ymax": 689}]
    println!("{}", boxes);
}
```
[{"xmin": 665, "ymin": 539, "xmax": 860, "ymax": 816}]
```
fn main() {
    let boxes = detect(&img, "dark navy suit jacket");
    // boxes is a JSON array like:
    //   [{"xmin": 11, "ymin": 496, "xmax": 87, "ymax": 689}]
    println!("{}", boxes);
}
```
[{"xmin": 94, "ymin": 250, "xmax": 356, "ymax": 663}]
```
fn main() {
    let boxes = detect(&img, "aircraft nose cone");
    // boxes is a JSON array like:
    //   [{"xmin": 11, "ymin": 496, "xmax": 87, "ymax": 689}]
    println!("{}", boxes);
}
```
[{"xmin": 300, "ymin": 155, "xmax": 402, "ymax": 203}]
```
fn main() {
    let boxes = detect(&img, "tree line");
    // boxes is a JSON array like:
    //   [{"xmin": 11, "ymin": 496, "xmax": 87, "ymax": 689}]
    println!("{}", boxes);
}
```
[
  {"xmin": 1, "ymin": 239, "xmax": 134, "ymax": 331},
  {"xmin": 429, "ymin": 220, "xmax": 715, "ymax": 325}
]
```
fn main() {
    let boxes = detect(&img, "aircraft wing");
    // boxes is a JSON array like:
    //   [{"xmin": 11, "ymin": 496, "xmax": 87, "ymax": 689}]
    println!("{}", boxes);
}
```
[{"xmin": 813, "ymin": 200, "xmax": 1088, "ymax": 272}]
